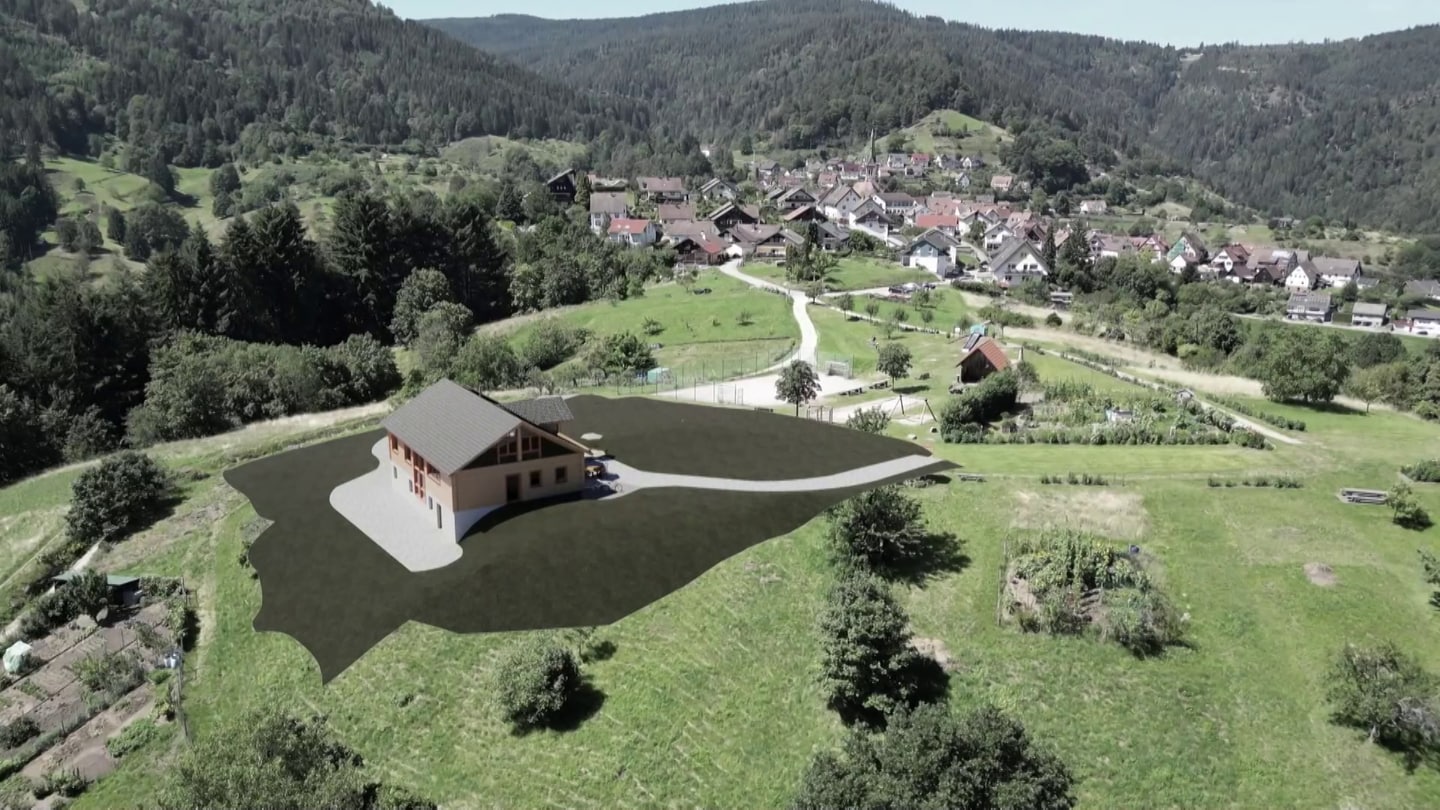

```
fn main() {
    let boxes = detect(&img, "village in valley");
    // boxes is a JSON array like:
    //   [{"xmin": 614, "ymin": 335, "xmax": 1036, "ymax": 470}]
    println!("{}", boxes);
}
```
[{"xmin": 567, "ymin": 140, "xmax": 1440, "ymax": 338}]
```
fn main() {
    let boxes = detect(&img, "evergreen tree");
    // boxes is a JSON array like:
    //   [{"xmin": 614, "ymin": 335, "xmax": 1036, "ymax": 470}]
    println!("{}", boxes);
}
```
[
  {"xmin": 329, "ymin": 191, "xmax": 403, "ymax": 338},
  {"xmin": 443, "ymin": 196, "xmax": 510, "ymax": 322}
]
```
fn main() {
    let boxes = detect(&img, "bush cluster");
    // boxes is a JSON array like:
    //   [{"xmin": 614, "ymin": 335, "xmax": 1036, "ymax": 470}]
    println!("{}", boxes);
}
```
[
  {"xmin": 494, "ymin": 641, "xmax": 583, "ymax": 731},
  {"xmin": 66, "ymin": 452, "xmax": 173, "ymax": 547},
  {"xmin": 1206, "ymin": 475, "xmax": 1302, "ymax": 489},
  {"xmin": 939, "ymin": 371, "xmax": 1018, "ymax": 433},
  {"xmin": 1401, "ymin": 460, "xmax": 1440, "ymax": 483},
  {"xmin": 1009, "ymin": 530, "xmax": 1184, "ymax": 655},
  {"xmin": 0, "ymin": 719, "xmax": 38, "ymax": 751},
  {"xmin": 1038, "ymin": 473, "xmax": 1110, "ymax": 486},
  {"xmin": 976, "ymin": 305, "xmax": 1035, "ymax": 328},
  {"xmin": 127, "ymin": 332, "xmax": 400, "ymax": 444}
]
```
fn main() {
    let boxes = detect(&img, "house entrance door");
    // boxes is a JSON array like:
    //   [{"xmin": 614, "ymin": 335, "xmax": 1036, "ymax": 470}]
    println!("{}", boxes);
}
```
[{"xmin": 505, "ymin": 474, "xmax": 521, "ymax": 503}]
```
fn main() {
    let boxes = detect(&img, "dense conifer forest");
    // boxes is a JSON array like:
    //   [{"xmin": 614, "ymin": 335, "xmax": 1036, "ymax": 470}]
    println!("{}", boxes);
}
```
[{"xmin": 433, "ymin": 0, "xmax": 1440, "ymax": 232}]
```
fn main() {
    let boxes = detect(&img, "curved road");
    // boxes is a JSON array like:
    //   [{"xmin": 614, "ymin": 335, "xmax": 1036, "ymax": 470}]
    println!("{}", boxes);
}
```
[{"xmin": 716, "ymin": 259, "xmax": 819, "ymax": 369}]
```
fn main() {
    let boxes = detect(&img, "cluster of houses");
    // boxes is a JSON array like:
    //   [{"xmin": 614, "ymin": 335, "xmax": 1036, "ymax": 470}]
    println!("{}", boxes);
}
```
[{"xmin": 547, "ymin": 163, "xmax": 1440, "ymax": 337}]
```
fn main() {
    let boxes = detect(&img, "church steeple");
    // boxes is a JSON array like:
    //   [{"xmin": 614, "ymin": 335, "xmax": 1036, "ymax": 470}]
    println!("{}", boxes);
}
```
[{"xmin": 868, "ymin": 128, "xmax": 876, "ymax": 163}]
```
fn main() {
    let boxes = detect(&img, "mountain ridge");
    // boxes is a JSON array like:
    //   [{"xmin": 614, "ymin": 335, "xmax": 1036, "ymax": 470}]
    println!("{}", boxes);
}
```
[{"xmin": 430, "ymin": 0, "xmax": 1440, "ymax": 232}]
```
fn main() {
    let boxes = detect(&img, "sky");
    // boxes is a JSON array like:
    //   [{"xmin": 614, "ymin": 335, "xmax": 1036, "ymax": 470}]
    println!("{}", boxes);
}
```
[{"xmin": 381, "ymin": 0, "xmax": 1438, "ymax": 46}]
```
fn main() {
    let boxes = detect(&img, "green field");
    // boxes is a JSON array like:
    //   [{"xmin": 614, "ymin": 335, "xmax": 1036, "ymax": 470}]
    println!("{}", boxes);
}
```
[
  {"xmin": 745, "ymin": 256, "xmax": 936, "ymax": 292},
  {"xmin": 890, "ymin": 109, "xmax": 1011, "ymax": 161},
  {"xmin": 501, "ymin": 271, "xmax": 801, "ymax": 380},
  {"xmin": 6, "ymin": 281, "xmax": 1440, "ymax": 808}
]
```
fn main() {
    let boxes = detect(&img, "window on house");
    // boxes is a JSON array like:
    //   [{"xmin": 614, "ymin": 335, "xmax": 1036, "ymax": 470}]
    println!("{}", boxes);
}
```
[
  {"xmin": 521, "ymin": 434, "xmax": 541, "ymax": 460},
  {"xmin": 427, "ymin": 462, "xmax": 438, "ymax": 480},
  {"xmin": 403, "ymin": 446, "xmax": 411, "ymax": 462},
  {"xmin": 390, "ymin": 435, "xmax": 398, "ymax": 452},
  {"xmin": 555, "ymin": 466, "xmax": 568, "ymax": 484},
  {"xmin": 529, "ymin": 470, "xmax": 542, "ymax": 488},
  {"xmin": 497, "ymin": 435, "xmax": 518, "ymax": 463}
]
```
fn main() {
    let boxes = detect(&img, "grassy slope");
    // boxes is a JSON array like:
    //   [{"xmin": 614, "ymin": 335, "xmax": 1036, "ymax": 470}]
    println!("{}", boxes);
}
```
[
  {"xmin": 744, "ymin": 256, "xmax": 936, "ymax": 292},
  {"xmin": 892, "ymin": 109, "xmax": 1011, "ymax": 162},
  {"xmin": 3, "ymin": 296, "xmax": 1437, "ymax": 808},
  {"xmin": 502, "ymin": 271, "xmax": 801, "ymax": 379}
]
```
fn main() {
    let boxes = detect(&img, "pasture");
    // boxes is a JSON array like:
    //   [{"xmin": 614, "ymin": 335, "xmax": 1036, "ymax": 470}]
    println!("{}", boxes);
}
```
[{"xmin": 1, "ymin": 285, "xmax": 1438, "ymax": 809}]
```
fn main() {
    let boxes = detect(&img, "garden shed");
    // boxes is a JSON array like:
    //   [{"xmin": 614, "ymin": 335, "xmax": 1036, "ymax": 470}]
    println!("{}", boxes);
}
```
[{"xmin": 3, "ymin": 641, "xmax": 31, "ymax": 675}]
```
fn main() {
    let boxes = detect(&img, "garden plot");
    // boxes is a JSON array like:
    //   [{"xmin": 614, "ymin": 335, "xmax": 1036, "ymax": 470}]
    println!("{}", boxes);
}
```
[{"xmin": 954, "ymin": 380, "xmax": 1268, "ymax": 449}]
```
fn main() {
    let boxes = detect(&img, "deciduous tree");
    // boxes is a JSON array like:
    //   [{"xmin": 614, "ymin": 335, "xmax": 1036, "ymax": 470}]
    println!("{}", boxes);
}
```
[{"xmin": 776, "ymin": 360, "xmax": 821, "ymax": 416}]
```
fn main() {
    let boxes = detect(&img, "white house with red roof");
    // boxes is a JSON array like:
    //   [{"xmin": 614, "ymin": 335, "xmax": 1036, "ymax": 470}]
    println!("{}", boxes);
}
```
[{"xmin": 607, "ymin": 218, "xmax": 657, "ymax": 247}]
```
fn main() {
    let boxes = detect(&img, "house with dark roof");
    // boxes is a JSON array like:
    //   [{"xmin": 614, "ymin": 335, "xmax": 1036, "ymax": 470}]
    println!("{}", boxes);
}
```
[
  {"xmin": 1402, "ymin": 309, "xmax": 1440, "ymax": 336},
  {"xmin": 730, "ymin": 223, "xmax": 788, "ymax": 259},
  {"xmin": 706, "ymin": 202, "xmax": 761, "ymax": 236},
  {"xmin": 588, "ymin": 192, "xmax": 630, "ymax": 233},
  {"xmin": 1405, "ymin": 279, "xmax": 1440, "ymax": 301},
  {"xmin": 382, "ymin": 380, "xmax": 589, "ymax": 540},
  {"xmin": 782, "ymin": 204, "xmax": 826, "ymax": 224},
  {"xmin": 1312, "ymin": 256, "xmax": 1363, "ymax": 288},
  {"xmin": 656, "ymin": 203, "xmax": 697, "ymax": 224},
  {"xmin": 546, "ymin": 169, "xmax": 578, "ymax": 204},
  {"xmin": 608, "ymin": 218, "xmax": 658, "ymax": 247},
  {"xmin": 700, "ymin": 177, "xmax": 741, "ymax": 202},
  {"xmin": 1350, "ymin": 302, "xmax": 1389, "ymax": 329},
  {"xmin": 637, "ymin": 176, "xmax": 688, "ymax": 203},
  {"xmin": 990, "ymin": 238, "xmax": 1049, "ymax": 287},
  {"xmin": 901, "ymin": 229, "xmax": 960, "ymax": 277},
  {"xmin": 1284, "ymin": 261, "xmax": 1321, "ymax": 293}
]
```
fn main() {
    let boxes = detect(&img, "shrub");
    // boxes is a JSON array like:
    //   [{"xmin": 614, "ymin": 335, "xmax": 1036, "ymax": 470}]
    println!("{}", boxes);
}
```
[
  {"xmin": 0, "ymin": 719, "xmax": 38, "ymax": 751},
  {"xmin": 826, "ymin": 486, "xmax": 929, "ymax": 572},
  {"xmin": 39, "ymin": 769, "xmax": 87, "ymax": 799},
  {"xmin": 66, "ymin": 452, "xmax": 173, "ymax": 547},
  {"xmin": 74, "ymin": 651, "xmax": 144, "ymax": 699},
  {"xmin": 19, "ymin": 590, "xmax": 79, "ymax": 641},
  {"xmin": 976, "ymin": 305, "xmax": 1034, "ymax": 328},
  {"xmin": 494, "ymin": 641, "xmax": 583, "ymax": 731},
  {"xmin": 1044, "ymin": 312, "xmax": 1062, "ymax": 327},
  {"xmin": 1389, "ymin": 482, "xmax": 1432, "ymax": 530},
  {"xmin": 845, "ymin": 407, "xmax": 890, "ymax": 434},
  {"xmin": 940, "ymin": 371, "xmax": 1019, "ymax": 434},
  {"xmin": 1402, "ymin": 460, "xmax": 1440, "ymax": 483},
  {"xmin": 816, "ymin": 573, "xmax": 926, "ymax": 726},
  {"xmin": 1327, "ymin": 642, "xmax": 1440, "ymax": 753},
  {"xmin": 106, "ymin": 719, "xmax": 159, "ymax": 758}
]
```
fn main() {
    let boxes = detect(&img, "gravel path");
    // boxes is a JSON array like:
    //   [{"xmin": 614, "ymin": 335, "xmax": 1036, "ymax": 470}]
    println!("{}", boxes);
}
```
[{"xmin": 603, "ymin": 453, "xmax": 944, "ymax": 494}]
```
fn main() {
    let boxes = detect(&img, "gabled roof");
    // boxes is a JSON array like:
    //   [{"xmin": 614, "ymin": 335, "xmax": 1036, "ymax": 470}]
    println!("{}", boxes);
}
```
[
  {"xmin": 706, "ymin": 202, "xmax": 759, "ymax": 222},
  {"xmin": 782, "ymin": 205, "xmax": 823, "ymax": 222},
  {"xmin": 875, "ymin": 192, "xmax": 915, "ymax": 206},
  {"xmin": 732, "ymin": 223, "xmax": 784, "ymax": 244},
  {"xmin": 906, "ymin": 229, "xmax": 959, "ymax": 253},
  {"xmin": 382, "ymin": 380, "xmax": 523, "ymax": 476},
  {"xmin": 956, "ymin": 336, "xmax": 1011, "ymax": 372},
  {"xmin": 1407, "ymin": 309, "xmax": 1440, "ymax": 321},
  {"xmin": 1286, "ymin": 291, "xmax": 1331, "ymax": 310},
  {"xmin": 657, "ymin": 203, "xmax": 696, "ymax": 222},
  {"xmin": 663, "ymin": 219, "xmax": 722, "ymax": 241},
  {"xmin": 818, "ymin": 185, "xmax": 860, "ymax": 207},
  {"xmin": 778, "ymin": 186, "xmax": 817, "ymax": 202},
  {"xmin": 849, "ymin": 200, "xmax": 888, "ymax": 220},
  {"xmin": 915, "ymin": 214, "xmax": 960, "ymax": 229},
  {"xmin": 1289, "ymin": 261, "xmax": 1320, "ymax": 284},
  {"xmin": 1404, "ymin": 279, "xmax": 1440, "ymax": 299},
  {"xmin": 545, "ymin": 168, "xmax": 576, "ymax": 185},
  {"xmin": 1351, "ymin": 302, "xmax": 1388, "ymax": 317},
  {"xmin": 1312, "ymin": 256, "xmax": 1362, "ymax": 277},
  {"xmin": 608, "ymin": 218, "xmax": 652, "ymax": 235},
  {"xmin": 500, "ymin": 396, "xmax": 574, "ymax": 426},
  {"xmin": 815, "ymin": 221, "xmax": 850, "ymax": 240},
  {"xmin": 589, "ymin": 192, "xmax": 629, "ymax": 215},
  {"xmin": 991, "ymin": 237, "xmax": 1046, "ymax": 271},
  {"xmin": 638, "ymin": 176, "xmax": 686, "ymax": 193}
]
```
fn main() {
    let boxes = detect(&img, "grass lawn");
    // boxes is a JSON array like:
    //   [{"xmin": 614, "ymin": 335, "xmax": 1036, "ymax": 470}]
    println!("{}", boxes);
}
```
[
  {"xmin": 504, "ymin": 272, "xmax": 800, "ymax": 380},
  {"xmin": 5, "ymin": 310, "xmax": 1438, "ymax": 808},
  {"xmin": 891, "ymin": 109, "xmax": 1011, "ymax": 161},
  {"xmin": 747, "ymin": 257, "xmax": 935, "ymax": 292}
]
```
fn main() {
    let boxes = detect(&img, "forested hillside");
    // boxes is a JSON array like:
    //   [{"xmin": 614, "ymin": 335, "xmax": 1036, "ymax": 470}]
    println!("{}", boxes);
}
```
[
  {"xmin": 0, "ymin": 0, "xmax": 645, "ymax": 165},
  {"xmin": 431, "ymin": 0, "xmax": 1440, "ymax": 232}
]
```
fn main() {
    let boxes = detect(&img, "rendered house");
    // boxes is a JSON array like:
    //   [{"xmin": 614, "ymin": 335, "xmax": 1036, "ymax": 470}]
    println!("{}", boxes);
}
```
[
  {"xmin": 700, "ymin": 177, "xmax": 740, "ymax": 201},
  {"xmin": 1284, "ymin": 261, "xmax": 1320, "ymax": 292},
  {"xmin": 914, "ymin": 213, "xmax": 961, "ymax": 236},
  {"xmin": 608, "ymin": 218, "xmax": 658, "ymax": 247},
  {"xmin": 770, "ymin": 187, "xmax": 819, "ymax": 212},
  {"xmin": 1078, "ymin": 199, "xmax": 1108, "ymax": 216},
  {"xmin": 730, "ymin": 223, "xmax": 788, "ymax": 259},
  {"xmin": 382, "ymin": 381, "xmax": 588, "ymax": 541},
  {"xmin": 1350, "ymin": 302, "xmax": 1388, "ymax": 329},
  {"xmin": 588, "ymin": 192, "xmax": 630, "ymax": 233},
  {"xmin": 1166, "ymin": 232, "xmax": 1209, "ymax": 272},
  {"xmin": 1285, "ymin": 291, "xmax": 1333, "ymax": 322},
  {"xmin": 1313, "ymin": 256, "xmax": 1363, "ymax": 288},
  {"xmin": 873, "ymin": 192, "xmax": 918, "ymax": 218},
  {"xmin": 990, "ymin": 238, "xmax": 1050, "ymax": 287},
  {"xmin": 782, "ymin": 204, "xmax": 827, "ymax": 224},
  {"xmin": 991, "ymin": 175, "xmax": 1015, "ymax": 192},
  {"xmin": 1403, "ymin": 309, "xmax": 1440, "ymax": 336},
  {"xmin": 901, "ymin": 229, "xmax": 959, "ymax": 277},
  {"xmin": 637, "ymin": 176, "xmax": 688, "ymax": 203},
  {"xmin": 818, "ymin": 185, "xmax": 864, "ymax": 221}
]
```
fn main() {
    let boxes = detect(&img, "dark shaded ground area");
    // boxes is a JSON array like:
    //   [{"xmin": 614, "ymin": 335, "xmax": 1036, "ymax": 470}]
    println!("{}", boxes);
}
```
[
  {"xmin": 564, "ymin": 395, "xmax": 930, "ymax": 479},
  {"xmin": 227, "ymin": 401, "xmax": 952, "ymax": 682}
]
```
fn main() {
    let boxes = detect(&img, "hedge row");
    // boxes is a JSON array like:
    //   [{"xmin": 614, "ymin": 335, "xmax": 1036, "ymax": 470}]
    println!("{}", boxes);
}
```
[{"xmin": 1208, "ymin": 395, "xmax": 1307, "ymax": 432}]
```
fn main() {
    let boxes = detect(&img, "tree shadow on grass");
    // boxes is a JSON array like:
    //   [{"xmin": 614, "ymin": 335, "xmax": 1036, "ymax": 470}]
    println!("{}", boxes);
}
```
[
  {"xmin": 882, "ymin": 532, "xmax": 970, "ymax": 586},
  {"xmin": 544, "ymin": 681, "xmax": 607, "ymax": 735},
  {"xmin": 895, "ymin": 384, "xmax": 931, "ymax": 396},
  {"xmin": 1374, "ymin": 733, "xmax": 1440, "ymax": 774}
]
